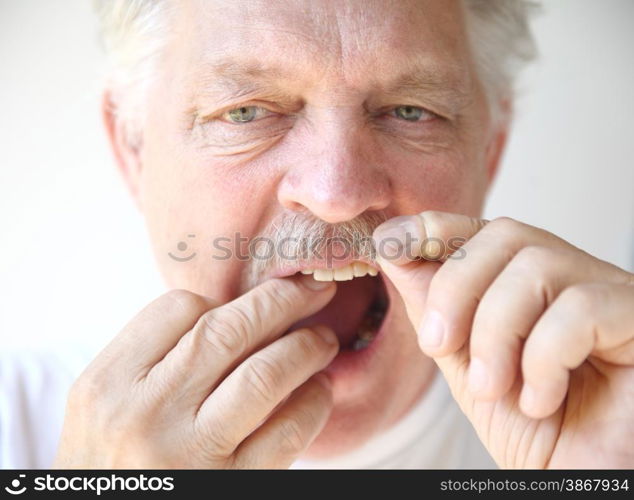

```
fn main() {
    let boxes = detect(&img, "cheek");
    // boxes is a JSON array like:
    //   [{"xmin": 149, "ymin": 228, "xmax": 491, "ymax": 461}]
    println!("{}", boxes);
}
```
[
  {"xmin": 139, "ymin": 129, "xmax": 275, "ymax": 301},
  {"xmin": 388, "ymin": 147, "xmax": 488, "ymax": 217}
]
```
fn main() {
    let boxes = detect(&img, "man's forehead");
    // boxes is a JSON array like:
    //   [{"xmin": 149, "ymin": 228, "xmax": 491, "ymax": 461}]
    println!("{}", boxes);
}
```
[
  {"xmin": 177, "ymin": 0, "xmax": 472, "ymax": 103},
  {"xmin": 185, "ymin": 0, "xmax": 466, "ymax": 34},
  {"xmin": 179, "ymin": 0, "xmax": 469, "ymax": 71}
]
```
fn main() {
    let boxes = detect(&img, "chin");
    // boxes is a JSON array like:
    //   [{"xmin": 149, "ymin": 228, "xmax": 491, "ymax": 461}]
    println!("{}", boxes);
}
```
[
  {"xmin": 302, "ymin": 295, "xmax": 435, "ymax": 459},
  {"xmin": 269, "ymin": 264, "xmax": 435, "ymax": 460},
  {"xmin": 302, "ymin": 354, "xmax": 433, "ymax": 460}
]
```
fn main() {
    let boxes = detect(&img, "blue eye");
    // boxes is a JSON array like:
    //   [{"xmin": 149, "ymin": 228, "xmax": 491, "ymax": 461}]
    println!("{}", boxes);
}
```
[
  {"xmin": 393, "ymin": 105, "xmax": 429, "ymax": 122},
  {"xmin": 223, "ymin": 106, "xmax": 271, "ymax": 123}
]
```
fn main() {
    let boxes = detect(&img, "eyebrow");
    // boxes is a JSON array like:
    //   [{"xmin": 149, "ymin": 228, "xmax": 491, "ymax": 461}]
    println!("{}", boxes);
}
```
[
  {"xmin": 189, "ymin": 60, "xmax": 300, "ymax": 109},
  {"xmin": 384, "ymin": 66, "xmax": 468, "ymax": 97},
  {"xmin": 192, "ymin": 60, "xmax": 292, "ymax": 93},
  {"xmin": 191, "ymin": 57, "xmax": 473, "ymax": 113},
  {"xmin": 377, "ymin": 59, "xmax": 474, "ymax": 113}
]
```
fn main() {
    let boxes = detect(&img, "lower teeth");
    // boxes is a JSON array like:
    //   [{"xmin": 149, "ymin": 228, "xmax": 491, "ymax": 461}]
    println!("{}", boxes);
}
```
[
  {"xmin": 352, "ymin": 324, "xmax": 377, "ymax": 351},
  {"xmin": 352, "ymin": 337, "xmax": 373, "ymax": 351},
  {"xmin": 351, "ymin": 297, "xmax": 386, "ymax": 351}
]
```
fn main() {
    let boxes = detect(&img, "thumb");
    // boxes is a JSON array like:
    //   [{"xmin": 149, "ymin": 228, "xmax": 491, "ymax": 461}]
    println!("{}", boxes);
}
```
[
  {"xmin": 376, "ymin": 246, "xmax": 473, "ymax": 418},
  {"xmin": 376, "ymin": 257, "xmax": 441, "ymax": 332},
  {"xmin": 372, "ymin": 210, "xmax": 487, "ymax": 329},
  {"xmin": 372, "ymin": 211, "xmax": 488, "ymax": 407}
]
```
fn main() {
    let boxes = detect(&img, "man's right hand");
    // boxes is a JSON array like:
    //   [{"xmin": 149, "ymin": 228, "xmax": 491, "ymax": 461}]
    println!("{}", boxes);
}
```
[{"xmin": 53, "ymin": 275, "xmax": 338, "ymax": 468}]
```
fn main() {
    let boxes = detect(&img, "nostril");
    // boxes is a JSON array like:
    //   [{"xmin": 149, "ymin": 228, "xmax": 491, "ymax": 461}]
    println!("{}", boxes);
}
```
[
  {"xmin": 278, "ymin": 197, "xmax": 306, "ymax": 213},
  {"xmin": 277, "ymin": 162, "xmax": 392, "ymax": 224}
]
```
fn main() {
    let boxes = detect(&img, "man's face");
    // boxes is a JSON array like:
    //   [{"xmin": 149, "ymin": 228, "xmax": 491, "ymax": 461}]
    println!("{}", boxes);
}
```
[{"xmin": 132, "ymin": 0, "xmax": 497, "ymax": 456}]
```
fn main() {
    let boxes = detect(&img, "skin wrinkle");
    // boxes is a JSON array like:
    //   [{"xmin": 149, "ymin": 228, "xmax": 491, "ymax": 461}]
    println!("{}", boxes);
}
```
[
  {"xmin": 134, "ymin": 0, "xmax": 497, "ymax": 457},
  {"xmin": 189, "ymin": 58, "xmax": 472, "ymax": 120},
  {"xmin": 183, "ymin": 63, "xmax": 464, "ymax": 148},
  {"xmin": 70, "ymin": 1, "xmax": 634, "ymax": 470},
  {"xmin": 183, "ymin": 0, "xmax": 477, "ymax": 127}
]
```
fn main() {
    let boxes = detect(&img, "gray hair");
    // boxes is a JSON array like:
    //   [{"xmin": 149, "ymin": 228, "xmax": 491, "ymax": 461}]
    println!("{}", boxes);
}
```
[{"xmin": 94, "ymin": 0, "xmax": 537, "ymax": 145}]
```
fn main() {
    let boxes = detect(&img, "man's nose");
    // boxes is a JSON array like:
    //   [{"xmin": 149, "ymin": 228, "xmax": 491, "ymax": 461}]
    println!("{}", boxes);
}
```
[{"xmin": 277, "ymin": 118, "xmax": 391, "ymax": 223}]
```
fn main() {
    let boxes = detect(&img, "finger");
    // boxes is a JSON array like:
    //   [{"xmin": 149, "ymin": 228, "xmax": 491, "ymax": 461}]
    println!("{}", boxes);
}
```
[
  {"xmin": 372, "ymin": 212, "xmax": 622, "ymax": 428},
  {"xmin": 376, "ymin": 215, "xmax": 573, "ymax": 356},
  {"xmin": 93, "ymin": 289, "xmax": 218, "ymax": 379},
  {"xmin": 422, "ymin": 217, "xmax": 575, "ymax": 358},
  {"xmin": 232, "ymin": 374, "xmax": 333, "ymax": 468},
  {"xmin": 374, "ymin": 257, "xmax": 470, "ymax": 410},
  {"xmin": 468, "ymin": 246, "xmax": 627, "ymax": 400},
  {"xmin": 520, "ymin": 282, "xmax": 634, "ymax": 419},
  {"xmin": 146, "ymin": 275, "xmax": 336, "ymax": 404},
  {"xmin": 375, "ymin": 258, "xmax": 441, "ymax": 331},
  {"xmin": 194, "ymin": 325, "xmax": 338, "ymax": 456},
  {"xmin": 373, "ymin": 211, "xmax": 489, "ymax": 265},
  {"xmin": 372, "ymin": 211, "xmax": 491, "ymax": 333}
]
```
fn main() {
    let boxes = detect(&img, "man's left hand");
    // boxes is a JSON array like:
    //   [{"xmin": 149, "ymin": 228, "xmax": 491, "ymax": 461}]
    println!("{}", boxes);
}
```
[{"xmin": 374, "ymin": 211, "xmax": 634, "ymax": 468}]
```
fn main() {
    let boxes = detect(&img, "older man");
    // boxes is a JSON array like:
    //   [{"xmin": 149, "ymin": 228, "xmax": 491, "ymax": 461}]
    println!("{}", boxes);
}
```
[{"xmin": 10, "ymin": 0, "xmax": 633, "ymax": 469}]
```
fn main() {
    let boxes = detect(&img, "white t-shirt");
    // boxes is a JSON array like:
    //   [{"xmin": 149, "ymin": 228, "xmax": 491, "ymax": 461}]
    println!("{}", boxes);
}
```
[
  {"xmin": 292, "ymin": 370, "xmax": 496, "ymax": 469},
  {"xmin": 0, "ymin": 344, "xmax": 93, "ymax": 469},
  {"xmin": 1, "ymin": 346, "xmax": 495, "ymax": 469}
]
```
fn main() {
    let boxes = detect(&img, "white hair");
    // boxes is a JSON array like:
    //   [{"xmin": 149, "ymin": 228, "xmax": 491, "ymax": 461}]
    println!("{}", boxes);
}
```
[
  {"xmin": 94, "ymin": 0, "xmax": 537, "ymax": 145},
  {"xmin": 94, "ymin": 0, "xmax": 172, "ymax": 147},
  {"xmin": 462, "ymin": 0, "xmax": 538, "ymax": 121}
]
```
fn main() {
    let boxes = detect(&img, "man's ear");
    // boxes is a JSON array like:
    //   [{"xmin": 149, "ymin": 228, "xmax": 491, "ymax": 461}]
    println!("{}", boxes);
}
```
[
  {"xmin": 484, "ymin": 98, "xmax": 511, "ymax": 188},
  {"xmin": 102, "ymin": 91, "xmax": 144, "ymax": 211}
]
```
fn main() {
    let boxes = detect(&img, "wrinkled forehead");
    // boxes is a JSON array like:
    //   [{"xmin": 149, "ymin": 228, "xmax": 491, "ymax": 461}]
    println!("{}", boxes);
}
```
[{"xmin": 170, "ymin": 0, "xmax": 473, "ymax": 92}]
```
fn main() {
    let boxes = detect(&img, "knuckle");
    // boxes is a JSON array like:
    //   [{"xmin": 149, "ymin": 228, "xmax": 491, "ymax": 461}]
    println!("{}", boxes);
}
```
[
  {"xmin": 278, "ymin": 416, "xmax": 309, "ymax": 454},
  {"xmin": 419, "ymin": 210, "xmax": 444, "ymax": 227},
  {"xmin": 198, "ymin": 307, "xmax": 252, "ymax": 357},
  {"xmin": 164, "ymin": 289, "xmax": 210, "ymax": 316},
  {"xmin": 291, "ymin": 329, "xmax": 326, "ymax": 359},
  {"xmin": 258, "ymin": 279, "xmax": 302, "ymax": 318},
  {"xmin": 488, "ymin": 216, "xmax": 521, "ymax": 234},
  {"xmin": 421, "ymin": 211, "xmax": 487, "ymax": 240},
  {"xmin": 419, "ymin": 209, "xmax": 442, "ymax": 219},
  {"xmin": 69, "ymin": 368, "xmax": 105, "ymax": 407},
  {"xmin": 307, "ymin": 376, "xmax": 334, "ymax": 408},
  {"xmin": 521, "ymin": 342, "xmax": 555, "ymax": 379},
  {"xmin": 67, "ymin": 369, "xmax": 141, "ymax": 436},
  {"xmin": 194, "ymin": 419, "xmax": 235, "ymax": 458},
  {"xmin": 482, "ymin": 217, "xmax": 526, "ymax": 247},
  {"xmin": 513, "ymin": 245, "xmax": 554, "ymax": 269},
  {"xmin": 419, "ymin": 210, "xmax": 451, "ymax": 241},
  {"xmin": 242, "ymin": 356, "xmax": 283, "ymax": 404},
  {"xmin": 511, "ymin": 246, "xmax": 560, "ymax": 301},
  {"xmin": 485, "ymin": 217, "xmax": 561, "ymax": 250},
  {"xmin": 511, "ymin": 246, "xmax": 563, "ymax": 284},
  {"xmin": 476, "ymin": 217, "xmax": 525, "ymax": 261},
  {"xmin": 559, "ymin": 283, "xmax": 603, "ymax": 313}
]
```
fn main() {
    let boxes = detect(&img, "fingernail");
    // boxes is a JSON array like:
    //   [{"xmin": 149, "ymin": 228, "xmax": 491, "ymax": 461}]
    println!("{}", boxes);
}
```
[
  {"xmin": 300, "ymin": 273, "xmax": 334, "ymax": 291},
  {"xmin": 315, "ymin": 325, "xmax": 339, "ymax": 346},
  {"xmin": 468, "ymin": 357, "xmax": 489, "ymax": 394},
  {"xmin": 418, "ymin": 310, "xmax": 445, "ymax": 348},
  {"xmin": 422, "ymin": 238, "xmax": 444, "ymax": 260},
  {"xmin": 373, "ymin": 216, "xmax": 422, "ymax": 262}
]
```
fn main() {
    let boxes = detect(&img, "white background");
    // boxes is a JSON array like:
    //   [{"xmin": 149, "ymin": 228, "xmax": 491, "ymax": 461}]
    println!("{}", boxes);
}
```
[{"xmin": 1, "ymin": 0, "xmax": 633, "ymax": 350}]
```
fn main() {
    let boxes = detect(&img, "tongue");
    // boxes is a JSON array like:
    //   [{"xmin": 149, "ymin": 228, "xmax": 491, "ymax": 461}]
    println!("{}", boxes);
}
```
[{"xmin": 288, "ymin": 275, "xmax": 378, "ymax": 348}]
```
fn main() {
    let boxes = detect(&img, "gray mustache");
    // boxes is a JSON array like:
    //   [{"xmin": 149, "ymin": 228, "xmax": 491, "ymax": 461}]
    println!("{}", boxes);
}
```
[{"xmin": 246, "ymin": 211, "xmax": 388, "ymax": 286}]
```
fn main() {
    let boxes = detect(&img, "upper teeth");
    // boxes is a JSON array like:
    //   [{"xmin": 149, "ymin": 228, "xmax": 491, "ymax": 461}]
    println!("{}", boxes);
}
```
[{"xmin": 300, "ymin": 262, "xmax": 378, "ymax": 281}]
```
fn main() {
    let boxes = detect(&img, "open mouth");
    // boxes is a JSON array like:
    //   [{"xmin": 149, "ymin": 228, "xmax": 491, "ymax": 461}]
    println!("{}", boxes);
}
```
[{"xmin": 287, "ymin": 262, "xmax": 389, "ymax": 351}]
